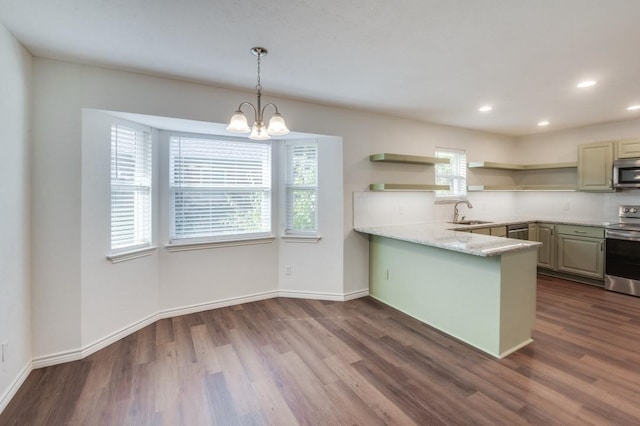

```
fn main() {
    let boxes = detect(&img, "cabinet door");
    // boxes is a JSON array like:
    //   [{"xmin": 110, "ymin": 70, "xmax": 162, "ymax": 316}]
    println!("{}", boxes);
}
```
[
  {"xmin": 557, "ymin": 235, "xmax": 604, "ymax": 279},
  {"xmin": 490, "ymin": 226, "xmax": 507, "ymax": 237},
  {"xmin": 617, "ymin": 138, "xmax": 640, "ymax": 159},
  {"xmin": 528, "ymin": 223, "xmax": 538, "ymax": 242},
  {"xmin": 537, "ymin": 224, "xmax": 555, "ymax": 269},
  {"xmin": 578, "ymin": 141, "xmax": 614, "ymax": 191}
]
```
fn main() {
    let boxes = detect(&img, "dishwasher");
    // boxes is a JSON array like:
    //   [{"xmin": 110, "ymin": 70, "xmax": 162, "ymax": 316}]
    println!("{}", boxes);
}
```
[{"xmin": 507, "ymin": 223, "xmax": 529, "ymax": 240}]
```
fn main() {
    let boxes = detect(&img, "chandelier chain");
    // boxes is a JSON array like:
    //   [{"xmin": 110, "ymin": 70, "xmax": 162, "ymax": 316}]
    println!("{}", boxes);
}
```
[{"xmin": 256, "ymin": 53, "xmax": 262, "ymax": 93}]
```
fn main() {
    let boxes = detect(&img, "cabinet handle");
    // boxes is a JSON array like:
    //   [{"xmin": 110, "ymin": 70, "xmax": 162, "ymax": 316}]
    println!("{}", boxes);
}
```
[
  {"xmin": 574, "ymin": 230, "xmax": 587, "ymax": 234},
  {"xmin": 600, "ymin": 241, "xmax": 604, "ymax": 251}
]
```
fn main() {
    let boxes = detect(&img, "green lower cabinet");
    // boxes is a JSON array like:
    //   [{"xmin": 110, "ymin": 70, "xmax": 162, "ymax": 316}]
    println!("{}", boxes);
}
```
[
  {"xmin": 490, "ymin": 226, "xmax": 507, "ymax": 237},
  {"xmin": 535, "ymin": 223, "xmax": 605, "ymax": 282},
  {"xmin": 470, "ymin": 227, "xmax": 491, "ymax": 235},
  {"xmin": 469, "ymin": 226, "xmax": 506, "ymax": 236},
  {"xmin": 536, "ymin": 224, "xmax": 556, "ymax": 269},
  {"xmin": 557, "ymin": 234, "xmax": 604, "ymax": 279},
  {"xmin": 528, "ymin": 223, "xmax": 538, "ymax": 242}
]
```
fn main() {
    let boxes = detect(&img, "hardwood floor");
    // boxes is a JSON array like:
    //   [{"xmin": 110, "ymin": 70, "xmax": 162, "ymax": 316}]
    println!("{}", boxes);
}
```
[{"xmin": 3, "ymin": 275, "xmax": 640, "ymax": 425}]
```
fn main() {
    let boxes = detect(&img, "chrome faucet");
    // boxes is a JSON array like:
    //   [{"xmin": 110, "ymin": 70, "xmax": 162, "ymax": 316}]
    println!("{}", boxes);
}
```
[{"xmin": 452, "ymin": 200, "xmax": 473, "ymax": 223}]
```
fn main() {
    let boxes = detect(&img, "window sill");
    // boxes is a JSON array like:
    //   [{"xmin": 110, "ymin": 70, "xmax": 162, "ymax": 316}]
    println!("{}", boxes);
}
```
[
  {"xmin": 281, "ymin": 235, "xmax": 322, "ymax": 243},
  {"xmin": 107, "ymin": 246, "xmax": 157, "ymax": 264},
  {"xmin": 434, "ymin": 198, "xmax": 467, "ymax": 204},
  {"xmin": 165, "ymin": 236, "xmax": 276, "ymax": 252}
]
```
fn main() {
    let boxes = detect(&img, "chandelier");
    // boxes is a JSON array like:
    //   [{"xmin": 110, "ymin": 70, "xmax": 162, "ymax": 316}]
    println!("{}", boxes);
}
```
[{"xmin": 226, "ymin": 47, "xmax": 290, "ymax": 140}]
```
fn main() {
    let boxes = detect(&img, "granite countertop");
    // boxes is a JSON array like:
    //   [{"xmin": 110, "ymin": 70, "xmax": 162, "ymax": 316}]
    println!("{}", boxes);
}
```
[
  {"xmin": 446, "ymin": 216, "xmax": 611, "ymax": 230},
  {"xmin": 354, "ymin": 216, "xmax": 610, "ymax": 257}
]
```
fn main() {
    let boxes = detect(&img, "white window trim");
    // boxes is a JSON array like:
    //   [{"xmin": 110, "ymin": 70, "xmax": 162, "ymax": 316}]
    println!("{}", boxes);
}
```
[
  {"xmin": 283, "ymin": 140, "xmax": 319, "ymax": 237},
  {"xmin": 281, "ymin": 235, "xmax": 322, "ymax": 243},
  {"xmin": 109, "ymin": 120, "xmax": 153, "ymax": 256},
  {"xmin": 107, "ymin": 245, "xmax": 157, "ymax": 263},
  {"xmin": 434, "ymin": 147, "xmax": 467, "ymax": 203},
  {"xmin": 168, "ymin": 133, "xmax": 273, "ymax": 244},
  {"xmin": 165, "ymin": 236, "xmax": 275, "ymax": 252}
]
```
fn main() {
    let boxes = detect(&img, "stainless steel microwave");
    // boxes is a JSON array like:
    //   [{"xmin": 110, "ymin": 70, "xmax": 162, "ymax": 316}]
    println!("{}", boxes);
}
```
[{"xmin": 614, "ymin": 158, "xmax": 640, "ymax": 188}]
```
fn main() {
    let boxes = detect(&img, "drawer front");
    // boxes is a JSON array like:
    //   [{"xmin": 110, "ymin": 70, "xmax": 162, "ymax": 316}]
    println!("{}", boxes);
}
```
[
  {"xmin": 557, "ymin": 224, "xmax": 604, "ymax": 239},
  {"xmin": 471, "ymin": 227, "xmax": 491, "ymax": 235}
]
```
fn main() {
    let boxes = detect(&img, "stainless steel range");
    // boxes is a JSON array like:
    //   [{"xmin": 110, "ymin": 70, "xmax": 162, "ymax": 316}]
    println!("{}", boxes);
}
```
[{"xmin": 605, "ymin": 205, "xmax": 640, "ymax": 296}]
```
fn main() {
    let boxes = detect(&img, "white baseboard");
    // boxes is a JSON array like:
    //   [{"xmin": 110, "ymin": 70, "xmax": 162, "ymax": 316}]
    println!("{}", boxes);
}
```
[
  {"xmin": 31, "ymin": 348, "xmax": 83, "ymax": 369},
  {"xmin": 279, "ymin": 288, "xmax": 368, "ymax": 301},
  {"xmin": 31, "ymin": 290, "xmax": 279, "ymax": 369},
  {"xmin": 158, "ymin": 290, "xmax": 279, "ymax": 319},
  {"xmin": 30, "ymin": 288, "xmax": 367, "ymax": 370},
  {"xmin": 279, "ymin": 289, "xmax": 348, "ymax": 301},
  {"xmin": 32, "ymin": 312, "xmax": 160, "ymax": 369},
  {"xmin": 343, "ymin": 288, "xmax": 369, "ymax": 301},
  {"xmin": 0, "ymin": 361, "xmax": 32, "ymax": 414}
]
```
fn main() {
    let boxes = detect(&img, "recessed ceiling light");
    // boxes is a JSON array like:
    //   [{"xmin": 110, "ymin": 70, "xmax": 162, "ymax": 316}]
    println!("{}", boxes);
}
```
[
  {"xmin": 577, "ymin": 80, "xmax": 597, "ymax": 88},
  {"xmin": 627, "ymin": 105, "xmax": 640, "ymax": 111},
  {"xmin": 478, "ymin": 105, "xmax": 493, "ymax": 112},
  {"xmin": 538, "ymin": 121, "xmax": 550, "ymax": 127}
]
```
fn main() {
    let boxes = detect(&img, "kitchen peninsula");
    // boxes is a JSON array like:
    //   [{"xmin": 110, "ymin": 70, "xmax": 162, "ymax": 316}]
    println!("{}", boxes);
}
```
[{"xmin": 356, "ymin": 223, "xmax": 541, "ymax": 358}]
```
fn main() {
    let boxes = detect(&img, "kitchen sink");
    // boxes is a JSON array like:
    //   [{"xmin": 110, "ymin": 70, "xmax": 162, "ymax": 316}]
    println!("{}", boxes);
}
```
[{"xmin": 448, "ymin": 220, "xmax": 493, "ymax": 225}]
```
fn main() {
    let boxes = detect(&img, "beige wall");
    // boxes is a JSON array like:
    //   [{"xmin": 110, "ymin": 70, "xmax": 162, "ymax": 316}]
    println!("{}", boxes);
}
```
[
  {"xmin": 0, "ymin": 24, "xmax": 32, "ymax": 412},
  {"xmin": 515, "ymin": 117, "xmax": 640, "ymax": 163},
  {"xmin": 31, "ymin": 59, "xmax": 345, "ymax": 361},
  {"xmin": 514, "ymin": 117, "xmax": 640, "ymax": 220}
]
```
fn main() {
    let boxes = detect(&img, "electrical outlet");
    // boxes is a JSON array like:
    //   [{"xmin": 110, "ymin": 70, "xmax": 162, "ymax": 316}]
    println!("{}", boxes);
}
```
[
  {"xmin": 1, "ymin": 341, "xmax": 7, "ymax": 363},
  {"xmin": 285, "ymin": 265, "xmax": 292, "ymax": 276}
]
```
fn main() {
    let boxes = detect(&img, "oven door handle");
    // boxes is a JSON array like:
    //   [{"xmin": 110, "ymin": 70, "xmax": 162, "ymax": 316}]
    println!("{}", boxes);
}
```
[{"xmin": 606, "ymin": 230, "xmax": 640, "ymax": 241}]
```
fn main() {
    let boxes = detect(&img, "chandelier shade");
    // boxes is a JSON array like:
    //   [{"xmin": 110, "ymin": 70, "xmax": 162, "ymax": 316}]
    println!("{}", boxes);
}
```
[
  {"xmin": 226, "ymin": 47, "xmax": 290, "ymax": 140},
  {"xmin": 249, "ymin": 124, "xmax": 271, "ymax": 140},
  {"xmin": 266, "ymin": 113, "xmax": 289, "ymax": 136},
  {"xmin": 227, "ymin": 110, "xmax": 251, "ymax": 133}
]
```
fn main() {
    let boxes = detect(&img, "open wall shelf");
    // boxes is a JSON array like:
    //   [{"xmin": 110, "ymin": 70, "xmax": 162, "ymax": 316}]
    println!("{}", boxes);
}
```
[
  {"xmin": 468, "ymin": 160, "xmax": 578, "ymax": 192},
  {"xmin": 370, "ymin": 184, "xmax": 450, "ymax": 191},
  {"xmin": 468, "ymin": 185, "xmax": 576, "ymax": 192},
  {"xmin": 370, "ymin": 153, "xmax": 449, "ymax": 165},
  {"xmin": 468, "ymin": 161, "xmax": 577, "ymax": 170},
  {"xmin": 369, "ymin": 152, "xmax": 450, "ymax": 192}
]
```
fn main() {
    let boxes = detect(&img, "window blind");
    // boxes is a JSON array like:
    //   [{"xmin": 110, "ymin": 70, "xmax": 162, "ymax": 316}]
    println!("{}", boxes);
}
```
[
  {"xmin": 110, "ymin": 124, "xmax": 152, "ymax": 251},
  {"xmin": 169, "ymin": 136, "xmax": 272, "ymax": 241},
  {"xmin": 285, "ymin": 142, "xmax": 318, "ymax": 234},
  {"xmin": 435, "ymin": 148, "xmax": 467, "ymax": 199}
]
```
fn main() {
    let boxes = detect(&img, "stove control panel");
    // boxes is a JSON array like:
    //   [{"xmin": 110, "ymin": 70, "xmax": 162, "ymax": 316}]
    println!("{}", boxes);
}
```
[{"xmin": 619, "ymin": 205, "xmax": 640, "ymax": 218}]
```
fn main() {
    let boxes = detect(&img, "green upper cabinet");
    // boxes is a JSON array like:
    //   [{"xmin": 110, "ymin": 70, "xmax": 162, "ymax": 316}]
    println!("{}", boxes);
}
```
[
  {"xmin": 577, "ymin": 141, "xmax": 615, "ymax": 192},
  {"xmin": 616, "ymin": 138, "xmax": 640, "ymax": 159}
]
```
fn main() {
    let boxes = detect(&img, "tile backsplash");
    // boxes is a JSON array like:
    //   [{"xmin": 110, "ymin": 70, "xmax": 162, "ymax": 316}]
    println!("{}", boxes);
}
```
[{"xmin": 353, "ymin": 189, "xmax": 640, "ymax": 228}]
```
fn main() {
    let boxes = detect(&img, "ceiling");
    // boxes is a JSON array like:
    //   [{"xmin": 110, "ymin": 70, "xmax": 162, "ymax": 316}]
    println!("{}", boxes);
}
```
[{"xmin": 1, "ymin": 0, "xmax": 640, "ymax": 136}]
